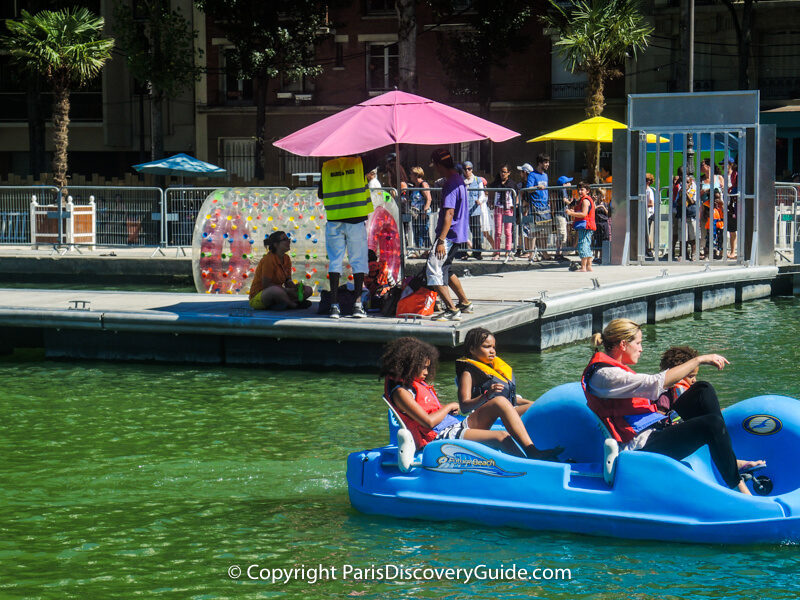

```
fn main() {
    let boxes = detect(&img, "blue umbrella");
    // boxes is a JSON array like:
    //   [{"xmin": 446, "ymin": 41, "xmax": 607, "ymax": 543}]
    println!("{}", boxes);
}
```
[{"xmin": 132, "ymin": 153, "xmax": 227, "ymax": 179}]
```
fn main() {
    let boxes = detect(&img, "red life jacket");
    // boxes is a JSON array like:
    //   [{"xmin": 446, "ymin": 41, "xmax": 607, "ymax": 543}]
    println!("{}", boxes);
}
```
[
  {"xmin": 581, "ymin": 353, "xmax": 659, "ymax": 443},
  {"xmin": 578, "ymin": 194, "xmax": 597, "ymax": 231},
  {"xmin": 385, "ymin": 378, "xmax": 441, "ymax": 449}
]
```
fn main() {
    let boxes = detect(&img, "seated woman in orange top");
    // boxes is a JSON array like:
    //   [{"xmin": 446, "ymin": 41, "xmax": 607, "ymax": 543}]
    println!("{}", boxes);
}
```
[{"xmin": 248, "ymin": 230, "xmax": 313, "ymax": 310}]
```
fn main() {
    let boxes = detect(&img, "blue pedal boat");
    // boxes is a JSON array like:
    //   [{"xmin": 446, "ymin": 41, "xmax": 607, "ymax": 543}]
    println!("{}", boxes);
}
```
[{"xmin": 346, "ymin": 383, "xmax": 800, "ymax": 544}]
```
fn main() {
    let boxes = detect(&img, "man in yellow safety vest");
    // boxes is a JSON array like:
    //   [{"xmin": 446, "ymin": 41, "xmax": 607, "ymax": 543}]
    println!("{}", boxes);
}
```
[{"xmin": 319, "ymin": 155, "xmax": 375, "ymax": 319}]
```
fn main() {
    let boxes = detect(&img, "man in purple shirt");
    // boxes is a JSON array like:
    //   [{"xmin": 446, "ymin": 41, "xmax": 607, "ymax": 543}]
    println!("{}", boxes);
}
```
[{"xmin": 426, "ymin": 148, "xmax": 473, "ymax": 321}]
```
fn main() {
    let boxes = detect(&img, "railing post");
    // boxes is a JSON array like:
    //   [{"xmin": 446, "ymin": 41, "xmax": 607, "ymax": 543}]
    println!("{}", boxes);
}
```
[
  {"xmin": 29, "ymin": 195, "xmax": 38, "ymax": 250},
  {"xmin": 66, "ymin": 195, "xmax": 75, "ymax": 246},
  {"xmin": 89, "ymin": 195, "xmax": 97, "ymax": 250}
]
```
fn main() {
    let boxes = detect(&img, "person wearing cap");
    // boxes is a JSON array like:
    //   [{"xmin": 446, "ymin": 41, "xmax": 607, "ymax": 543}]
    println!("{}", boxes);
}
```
[
  {"xmin": 553, "ymin": 175, "xmax": 574, "ymax": 261},
  {"xmin": 462, "ymin": 160, "xmax": 485, "ymax": 259},
  {"xmin": 319, "ymin": 154, "xmax": 376, "ymax": 319},
  {"xmin": 526, "ymin": 153, "xmax": 552, "ymax": 261},
  {"xmin": 516, "ymin": 163, "xmax": 534, "ymax": 257},
  {"xmin": 427, "ymin": 148, "xmax": 473, "ymax": 321}
]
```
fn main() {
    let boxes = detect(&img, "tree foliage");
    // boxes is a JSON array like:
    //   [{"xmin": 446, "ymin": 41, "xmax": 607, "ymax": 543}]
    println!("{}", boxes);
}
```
[
  {"xmin": 195, "ymin": 0, "xmax": 331, "ymax": 179},
  {"xmin": 542, "ymin": 0, "xmax": 652, "ymax": 180},
  {"xmin": 3, "ymin": 7, "xmax": 113, "ymax": 89},
  {"xmin": 113, "ymin": 0, "xmax": 202, "ymax": 100},
  {"xmin": 434, "ymin": 0, "xmax": 532, "ymax": 107},
  {"xmin": 2, "ymin": 7, "xmax": 114, "ymax": 187}
]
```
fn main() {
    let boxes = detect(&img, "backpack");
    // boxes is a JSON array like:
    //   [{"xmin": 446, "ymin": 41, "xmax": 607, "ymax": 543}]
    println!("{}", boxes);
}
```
[
  {"xmin": 316, "ymin": 285, "xmax": 358, "ymax": 315},
  {"xmin": 395, "ymin": 269, "xmax": 437, "ymax": 317}
]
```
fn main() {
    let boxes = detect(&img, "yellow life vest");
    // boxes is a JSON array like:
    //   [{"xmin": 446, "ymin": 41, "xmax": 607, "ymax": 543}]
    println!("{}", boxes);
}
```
[
  {"xmin": 458, "ymin": 357, "xmax": 514, "ymax": 383},
  {"xmin": 321, "ymin": 157, "xmax": 373, "ymax": 220},
  {"xmin": 457, "ymin": 356, "xmax": 518, "ymax": 407}
]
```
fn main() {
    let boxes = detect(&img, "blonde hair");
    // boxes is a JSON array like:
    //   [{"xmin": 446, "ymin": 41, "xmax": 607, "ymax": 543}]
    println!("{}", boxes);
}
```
[
  {"xmin": 645, "ymin": 172, "xmax": 655, "ymax": 185},
  {"xmin": 410, "ymin": 166, "xmax": 425, "ymax": 180},
  {"xmin": 591, "ymin": 318, "xmax": 641, "ymax": 354}
]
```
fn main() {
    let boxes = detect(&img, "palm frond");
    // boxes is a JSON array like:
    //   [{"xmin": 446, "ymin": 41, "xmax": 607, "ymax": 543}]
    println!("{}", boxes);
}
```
[
  {"xmin": 1, "ymin": 6, "xmax": 113, "ymax": 84},
  {"xmin": 542, "ymin": 0, "xmax": 653, "ymax": 74}
]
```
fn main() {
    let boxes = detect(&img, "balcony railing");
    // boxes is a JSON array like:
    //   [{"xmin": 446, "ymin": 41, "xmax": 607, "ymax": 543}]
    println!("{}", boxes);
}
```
[
  {"xmin": 667, "ymin": 79, "xmax": 714, "ymax": 93},
  {"xmin": 550, "ymin": 82, "xmax": 587, "ymax": 100}
]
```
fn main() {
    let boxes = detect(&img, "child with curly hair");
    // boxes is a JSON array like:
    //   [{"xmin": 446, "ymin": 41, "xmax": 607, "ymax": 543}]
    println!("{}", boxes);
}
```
[
  {"xmin": 656, "ymin": 345, "xmax": 699, "ymax": 414},
  {"xmin": 379, "ymin": 337, "xmax": 561, "ymax": 460}
]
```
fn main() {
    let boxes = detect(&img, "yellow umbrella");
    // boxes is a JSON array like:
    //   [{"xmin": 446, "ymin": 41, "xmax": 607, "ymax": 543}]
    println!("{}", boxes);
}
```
[{"xmin": 528, "ymin": 116, "xmax": 668, "ymax": 144}]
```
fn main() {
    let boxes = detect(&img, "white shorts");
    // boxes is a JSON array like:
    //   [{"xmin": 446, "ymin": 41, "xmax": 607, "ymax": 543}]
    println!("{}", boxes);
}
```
[
  {"xmin": 326, "ymin": 221, "xmax": 368, "ymax": 274},
  {"xmin": 555, "ymin": 214, "xmax": 567, "ymax": 242},
  {"xmin": 426, "ymin": 239, "xmax": 458, "ymax": 287},
  {"xmin": 435, "ymin": 418, "xmax": 469, "ymax": 441}
]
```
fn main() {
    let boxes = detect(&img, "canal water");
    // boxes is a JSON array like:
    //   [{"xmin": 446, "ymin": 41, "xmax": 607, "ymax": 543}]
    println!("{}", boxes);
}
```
[{"xmin": 1, "ymin": 297, "xmax": 799, "ymax": 599}]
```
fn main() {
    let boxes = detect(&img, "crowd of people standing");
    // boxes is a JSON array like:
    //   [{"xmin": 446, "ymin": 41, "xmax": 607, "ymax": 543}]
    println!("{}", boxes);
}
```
[{"xmin": 383, "ymin": 153, "xmax": 612, "ymax": 264}]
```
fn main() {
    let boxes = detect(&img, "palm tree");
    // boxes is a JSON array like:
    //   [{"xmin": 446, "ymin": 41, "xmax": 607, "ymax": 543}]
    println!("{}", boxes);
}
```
[
  {"xmin": 542, "ymin": 0, "xmax": 652, "ymax": 181},
  {"xmin": 2, "ymin": 7, "xmax": 114, "ymax": 188}
]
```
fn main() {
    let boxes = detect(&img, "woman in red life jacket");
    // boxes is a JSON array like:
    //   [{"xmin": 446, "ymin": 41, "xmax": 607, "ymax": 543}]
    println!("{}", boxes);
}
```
[
  {"xmin": 565, "ymin": 181, "xmax": 596, "ymax": 272},
  {"xmin": 582, "ymin": 319, "xmax": 763, "ymax": 494},
  {"xmin": 379, "ymin": 337, "xmax": 561, "ymax": 460}
]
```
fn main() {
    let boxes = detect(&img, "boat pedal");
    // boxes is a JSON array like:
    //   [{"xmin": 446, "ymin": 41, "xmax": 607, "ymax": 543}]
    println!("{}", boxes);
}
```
[{"xmin": 741, "ymin": 467, "xmax": 772, "ymax": 496}]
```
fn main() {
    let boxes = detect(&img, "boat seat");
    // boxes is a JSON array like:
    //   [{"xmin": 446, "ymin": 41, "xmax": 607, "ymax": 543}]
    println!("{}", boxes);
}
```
[
  {"xmin": 382, "ymin": 395, "xmax": 421, "ymax": 472},
  {"xmin": 522, "ymin": 382, "xmax": 617, "ymax": 482}
]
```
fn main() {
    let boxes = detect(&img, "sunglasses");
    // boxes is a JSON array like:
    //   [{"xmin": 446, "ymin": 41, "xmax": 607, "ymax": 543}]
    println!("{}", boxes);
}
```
[{"xmin": 464, "ymin": 167, "xmax": 473, "ymax": 171}]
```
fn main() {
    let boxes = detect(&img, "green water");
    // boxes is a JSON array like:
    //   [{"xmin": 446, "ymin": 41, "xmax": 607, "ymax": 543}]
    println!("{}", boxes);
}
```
[{"xmin": 2, "ymin": 298, "xmax": 800, "ymax": 599}]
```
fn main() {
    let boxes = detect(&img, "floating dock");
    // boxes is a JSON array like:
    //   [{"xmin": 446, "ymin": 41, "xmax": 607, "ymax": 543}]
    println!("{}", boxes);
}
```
[{"xmin": 1, "ymin": 263, "xmax": 793, "ymax": 366}]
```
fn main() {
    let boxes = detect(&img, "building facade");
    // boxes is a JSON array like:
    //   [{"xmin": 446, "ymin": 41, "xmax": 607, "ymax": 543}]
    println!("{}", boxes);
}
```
[{"xmin": 2, "ymin": 0, "xmax": 799, "ymax": 184}]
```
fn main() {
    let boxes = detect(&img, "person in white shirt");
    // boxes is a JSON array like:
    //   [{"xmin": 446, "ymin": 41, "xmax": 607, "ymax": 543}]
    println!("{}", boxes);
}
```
[{"xmin": 582, "ymin": 318, "xmax": 764, "ymax": 494}]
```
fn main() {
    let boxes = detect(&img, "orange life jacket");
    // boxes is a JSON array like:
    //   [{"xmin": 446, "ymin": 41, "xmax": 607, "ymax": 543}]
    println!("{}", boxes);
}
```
[
  {"xmin": 366, "ymin": 260, "xmax": 391, "ymax": 297},
  {"xmin": 581, "ymin": 353, "xmax": 660, "ymax": 444}
]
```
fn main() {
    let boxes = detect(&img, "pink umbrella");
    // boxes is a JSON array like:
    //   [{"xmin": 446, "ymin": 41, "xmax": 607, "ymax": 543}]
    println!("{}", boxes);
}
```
[{"xmin": 273, "ymin": 90, "xmax": 519, "ymax": 157}]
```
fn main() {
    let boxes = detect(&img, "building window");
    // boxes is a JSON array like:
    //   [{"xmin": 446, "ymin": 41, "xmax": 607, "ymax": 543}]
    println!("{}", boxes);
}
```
[
  {"xmin": 367, "ymin": 42, "xmax": 398, "ymax": 91},
  {"xmin": 364, "ymin": 0, "xmax": 394, "ymax": 15},
  {"xmin": 758, "ymin": 32, "xmax": 800, "ymax": 99},
  {"xmin": 335, "ymin": 42, "xmax": 344, "ymax": 68},
  {"xmin": 280, "ymin": 73, "xmax": 315, "ymax": 95},
  {"xmin": 219, "ymin": 138, "xmax": 255, "ymax": 182},
  {"xmin": 219, "ymin": 48, "xmax": 253, "ymax": 105}
]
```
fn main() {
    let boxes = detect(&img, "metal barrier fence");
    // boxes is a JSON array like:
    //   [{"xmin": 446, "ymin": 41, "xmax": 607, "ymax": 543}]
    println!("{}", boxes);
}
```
[
  {"xmin": 0, "ymin": 186, "xmax": 59, "ymax": 245},
  {"xmin": 73, "ymin": 186, "xmax": 163, "ymax": 247},
  {"xmin": 0, "ymin": 183, "xmax": 797, "ymax": 265},
  {"xmin": 775, "ymin": 185, "xmax": 799, "ymax": 261},
  {"xmin": 400, "ymin": 183, "xmax": 612, "ymax": 262},
  {"xmin": 164, "ymin": 187, "xmax": 220, "ymax": 248}
]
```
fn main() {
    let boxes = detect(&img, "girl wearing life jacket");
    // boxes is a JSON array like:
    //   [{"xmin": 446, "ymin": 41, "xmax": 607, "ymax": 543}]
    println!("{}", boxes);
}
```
[
  {"xmin": 454, "ymin": 328, "xmax": 562, "ymax": 460},
  {"xmin": 582, "ymin": 318, "xmax": 764, "ymax": 494},
  {"xmin": 565, "ymin": 181, "xmax": 596, "ymax": 272},
  {"xmin": 379, "ymin": 337, "xmax": 561, "ymax": 460},
  {"xmin": 456, "ymin": 327, "xmax": 533, "ymax": 416}
]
